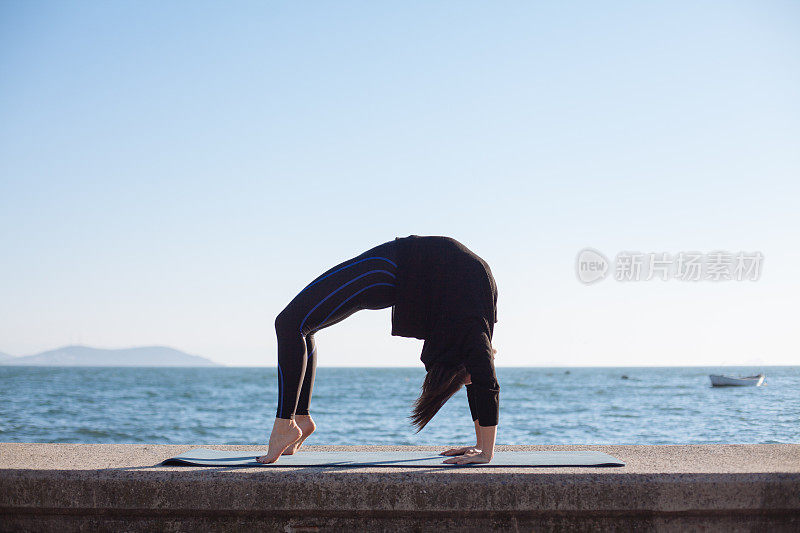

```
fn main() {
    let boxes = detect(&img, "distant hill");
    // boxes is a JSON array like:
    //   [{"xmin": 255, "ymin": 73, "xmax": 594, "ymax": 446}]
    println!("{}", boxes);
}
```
[
  {"xmin": 0, "ymin": 351, "xmax": 14, "ymax": 361},
  {"xmin": 0, "ymin": 345, "xmax": 222, "ymax": 367}
]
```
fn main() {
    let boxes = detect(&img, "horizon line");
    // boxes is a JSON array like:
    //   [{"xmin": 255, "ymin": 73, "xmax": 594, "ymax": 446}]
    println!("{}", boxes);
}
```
[{"xmin": 1, "ymin": 364, "xmax": 795, "ymax": 368}]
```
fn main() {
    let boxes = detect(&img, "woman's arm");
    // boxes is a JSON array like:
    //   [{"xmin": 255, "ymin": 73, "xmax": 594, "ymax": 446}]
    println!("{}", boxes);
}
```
[
  {"xmin": 463, "ymin": 344, "xmax": 499, "ymax": 427},
  {"xmin": 442, "ymin": 340, "xmax": 499, "ymax": 464}
]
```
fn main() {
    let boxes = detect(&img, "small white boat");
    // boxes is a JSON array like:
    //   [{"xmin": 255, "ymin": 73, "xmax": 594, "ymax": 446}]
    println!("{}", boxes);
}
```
[{"xmin": 709, "ymin": 373, "xmax": 765, "ymax": 387}]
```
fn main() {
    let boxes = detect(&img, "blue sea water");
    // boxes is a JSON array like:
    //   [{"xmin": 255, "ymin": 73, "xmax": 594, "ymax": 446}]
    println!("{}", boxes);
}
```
[{"xmin": 1, "ymin": 366, "xmax": 797, "ymax": 446}]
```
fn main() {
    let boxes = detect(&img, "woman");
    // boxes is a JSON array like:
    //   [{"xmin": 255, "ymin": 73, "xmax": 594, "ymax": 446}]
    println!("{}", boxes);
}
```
[{"xmin": 257, "ymin": 235, "xmax": 499, "ymax": 465}]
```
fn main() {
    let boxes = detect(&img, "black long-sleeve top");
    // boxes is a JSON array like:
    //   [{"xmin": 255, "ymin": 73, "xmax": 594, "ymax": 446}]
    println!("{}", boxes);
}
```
[{"xmin": 390, "ymin": 235, "xmax": 500, "ymax": 426}]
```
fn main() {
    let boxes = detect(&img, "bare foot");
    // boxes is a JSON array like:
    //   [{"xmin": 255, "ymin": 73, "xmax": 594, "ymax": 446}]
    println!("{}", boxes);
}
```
[
  {"xmin": 256, "ymin": 418, "xmax": 302, "ymax": 464},
  {"xmin": 282, "ymin": 414, "xmax": 316, "ymax": 455}
]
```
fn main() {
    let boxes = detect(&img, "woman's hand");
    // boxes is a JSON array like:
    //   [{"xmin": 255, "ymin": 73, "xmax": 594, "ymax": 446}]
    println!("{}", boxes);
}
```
[
  {"xmin": 442, "ymin": 450, "xmax": 492, "ymax": 465},
  {"xmin": 440, "ymin": 446, "xmax": 481, "ymax": 456}
]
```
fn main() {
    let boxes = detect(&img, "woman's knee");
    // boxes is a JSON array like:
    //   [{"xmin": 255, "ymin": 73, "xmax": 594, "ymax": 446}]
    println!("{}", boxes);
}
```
[{"xmin": 274, "ymin": 305, "xmax": 302, "ymax": 335}]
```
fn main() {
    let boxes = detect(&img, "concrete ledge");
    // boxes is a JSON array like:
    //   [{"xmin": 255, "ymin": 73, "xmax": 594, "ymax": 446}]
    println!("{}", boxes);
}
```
[{"xmin": 1, "ymin": 443, "xmax": 799, "ymax": 532}]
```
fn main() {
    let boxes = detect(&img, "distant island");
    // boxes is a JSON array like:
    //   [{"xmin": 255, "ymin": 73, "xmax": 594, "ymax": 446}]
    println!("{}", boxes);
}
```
[{"xmin": 0, "ymin": 345, "xmax": 222, "ymax": 367}]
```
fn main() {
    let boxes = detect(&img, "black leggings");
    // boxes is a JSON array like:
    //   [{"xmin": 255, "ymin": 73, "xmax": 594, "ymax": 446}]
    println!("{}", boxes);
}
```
[{"xmin": 274, "ymin": 240, "xmax": 398, "ymax": 419}]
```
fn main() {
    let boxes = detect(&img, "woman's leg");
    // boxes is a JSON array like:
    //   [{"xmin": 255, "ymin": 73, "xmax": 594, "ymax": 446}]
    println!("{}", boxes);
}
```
[
  {"xmin": 295, "ymin": 334, "xmax": 317, "ymax": 415},
  {"xmin": 281, "ymin": 334, "xmax": 317, "ymax": 455},
  {"xmin": 275, "ymin": 245, "xmax": 397, "ymax": 420},
  {"xmin": 273, "ymin": 308, "xmax": 310, "ymax": 420},
  {"xmin": 258, "ymin": 240, "xmax": 398, "ymax": 463}
]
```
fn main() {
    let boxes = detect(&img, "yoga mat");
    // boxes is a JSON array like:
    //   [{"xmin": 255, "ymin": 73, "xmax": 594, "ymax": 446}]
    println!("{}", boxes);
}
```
[{"xmin": 161, "ymin": 448, "xmax": 625, "ymax": 467}]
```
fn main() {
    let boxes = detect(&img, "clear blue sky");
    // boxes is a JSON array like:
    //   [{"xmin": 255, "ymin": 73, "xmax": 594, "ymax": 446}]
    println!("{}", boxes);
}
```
[{"xmin": 1, "ymin": 1, "xmax": 798, "ymax": 366}]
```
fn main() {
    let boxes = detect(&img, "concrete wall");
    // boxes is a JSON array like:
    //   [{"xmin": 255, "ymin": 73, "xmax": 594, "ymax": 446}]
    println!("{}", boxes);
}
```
[{"xmin": 1, "ymin": 443, "xmax": 798, "ymax": 532}]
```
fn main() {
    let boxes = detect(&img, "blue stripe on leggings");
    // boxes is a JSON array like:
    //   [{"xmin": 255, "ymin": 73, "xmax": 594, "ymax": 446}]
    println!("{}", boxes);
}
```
[
  {"xmin": 318, "ymin": 282, "xmax": 395, "ymax": 329},
  {"xmin": 299, "ymin": 269, "xmax": 396, "ymax": 332},
  {"xmin": 298, "ymin": 257, "xmax": 397, "ymax": 296}
]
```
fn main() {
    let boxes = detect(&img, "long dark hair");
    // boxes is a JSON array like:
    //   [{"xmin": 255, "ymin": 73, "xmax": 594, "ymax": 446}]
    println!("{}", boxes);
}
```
[{"xmin": 410, "ymin": 362, "xmax": 468, "ymax": 432}]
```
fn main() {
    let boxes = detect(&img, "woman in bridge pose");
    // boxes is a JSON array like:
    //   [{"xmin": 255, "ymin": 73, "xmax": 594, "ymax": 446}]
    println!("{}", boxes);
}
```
[{"xmin": 257, "ymin": 235, "xmax": 499, "ymax": 465}]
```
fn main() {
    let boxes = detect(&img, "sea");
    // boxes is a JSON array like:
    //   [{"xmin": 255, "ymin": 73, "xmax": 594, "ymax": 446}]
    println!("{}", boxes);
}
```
[{"xmin": 1, "ymin": 366, "xmax": 798, "ymax": 446}]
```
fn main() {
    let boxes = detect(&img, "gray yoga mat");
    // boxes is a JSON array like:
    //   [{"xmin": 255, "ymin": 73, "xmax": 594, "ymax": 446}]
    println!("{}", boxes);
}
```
[{"xmin": 161, "ymin": 448, "xmax": 625, "ymax": 467}]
